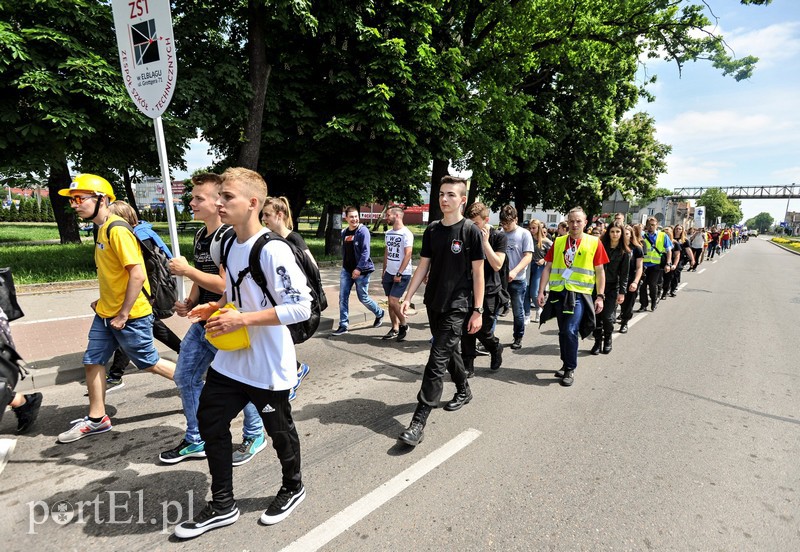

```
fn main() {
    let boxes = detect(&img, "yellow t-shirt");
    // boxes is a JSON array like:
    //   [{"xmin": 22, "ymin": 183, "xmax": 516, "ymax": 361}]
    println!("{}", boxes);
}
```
[{"xmin": 95, "ymin": 215, "xmax": 152, "ymax": 319}]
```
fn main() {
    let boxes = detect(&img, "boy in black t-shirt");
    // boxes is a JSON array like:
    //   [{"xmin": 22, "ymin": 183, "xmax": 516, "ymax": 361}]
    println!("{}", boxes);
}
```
[
  {"xmin": 399, "ymin": 176, "xmax": 485, "ymax": 447},
  {"xmin": 462, "ymin": 202, "xmax": 507, "ymax": 375}
]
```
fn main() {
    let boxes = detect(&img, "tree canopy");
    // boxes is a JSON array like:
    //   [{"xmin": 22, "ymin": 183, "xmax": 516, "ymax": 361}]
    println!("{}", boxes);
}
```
[
  {"xmin": 696, "ymin": 188, "xmax": 743, "ymax": 227},
  {"xmin": 745, "ymin": 212, "xmax": 774, "ymax": 233}
]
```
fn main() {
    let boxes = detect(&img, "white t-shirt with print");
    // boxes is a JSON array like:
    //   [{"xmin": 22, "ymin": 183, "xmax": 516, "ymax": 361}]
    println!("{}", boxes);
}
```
[
  {"xmin": 212, "ymin": 229, "xmax": 312, "ymax": 390},
  {"xmin": 384, "ymin": 226, "xmax": 414, "ymax": 275},
  {"xmin": 503, "ymin": 226, "xmax": 534, "ymax": 281}
]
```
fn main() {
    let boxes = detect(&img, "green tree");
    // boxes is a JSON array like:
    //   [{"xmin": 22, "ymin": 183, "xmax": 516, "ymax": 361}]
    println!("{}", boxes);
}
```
[
  {"xmin": 696, "ymin": 188, "xmax": 743, "ymax": 227},
  {"xmin": 745, "ymin": 212, "xmax": 774, "ymax": 233}
]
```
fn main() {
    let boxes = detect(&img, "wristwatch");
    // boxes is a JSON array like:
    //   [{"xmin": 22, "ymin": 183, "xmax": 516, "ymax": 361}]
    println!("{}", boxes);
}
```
[
  {"xmin": 472, "ymin": 307, "xmax": 484, "ymax": 314},
  {"xmin": 596, "ymin": 294, "xmax": 605, "ymax": 300},
  {"xmin": 395, "ymin": 272, "xmax": 402, "ymax": 278}
]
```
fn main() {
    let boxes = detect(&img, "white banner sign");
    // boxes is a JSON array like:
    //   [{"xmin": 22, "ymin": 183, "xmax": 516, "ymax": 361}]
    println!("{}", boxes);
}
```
[
  {"xmin": 694, "ymin": 205, "xmax": 706, "ymax": 228},
  {"xmin": 111, "ymin": 0, "xmax": 177, "ymax": 118}
]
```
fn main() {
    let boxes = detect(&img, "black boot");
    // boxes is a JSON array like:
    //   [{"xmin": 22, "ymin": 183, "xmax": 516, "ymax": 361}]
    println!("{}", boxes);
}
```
[
  {"xmin": 464, "ymin": 358, "xmax": 475, "ymax": 379},
  {"xmin": 602, "ymin": 333, "xmax": 612, "ymax": 354},
  {"xmin": 444, "ymin": 381, "xmax": 472, "ymax": 411},
  {"xmin": 590, "ymin": 329, "xmax": 602, "ymax": 355},
  {"xmin": 399, "ymin": 403, "xmax": 432, "ymax": 446}
]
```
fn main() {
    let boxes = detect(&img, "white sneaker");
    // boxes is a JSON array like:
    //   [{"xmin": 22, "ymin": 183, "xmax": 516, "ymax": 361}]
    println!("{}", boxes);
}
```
[
  {"xmin": 523, "ymin": 316, "xmax": 531, "ymax": 325},
  {"xmin": 533, "ymin": 310, "xmax": 540, "ymax": 323},
  {"xmin": 0, "ymin": 439, "xmax": 17, "ymax": 476}
]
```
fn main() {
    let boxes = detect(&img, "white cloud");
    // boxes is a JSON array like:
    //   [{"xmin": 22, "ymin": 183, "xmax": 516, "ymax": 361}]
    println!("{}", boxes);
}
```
[
  {"xmin": 724, "ymin": 22, "xmax": 800, "ymax": 68},
  {"xmin": 176, "ymin": 137, "xmax": 219, "ymax": 179},
  {"xmin": 658, "ymin": 155, "xmax": 733, "ymax": 188},
  {"xmin": 770, "ymin": 166, "xmax": 800, "ymax": 182},
  {"xmin": 655, "ymin": 109, "xmax": 797, "ymax": 155}
]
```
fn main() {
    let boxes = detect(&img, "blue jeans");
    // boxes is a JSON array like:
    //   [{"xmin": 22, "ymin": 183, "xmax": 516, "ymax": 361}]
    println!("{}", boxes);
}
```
[
  {"xmin": 174, "ymin": 322, "xmax": 263, "ymax": 444},
  {"xmin": 339, "ymin": 269, "xmax": 384, "ymax": 327},
  {"xmin": 525, "ymin": 263, "xmax": 545, "ymax": 317},
  {"xmin": 553, "ymin": 291, "xmax": 585, "ymax": 371},
  {"xmin": 508, "ymin": 279, "xmax": 527, "ymax": 339}
]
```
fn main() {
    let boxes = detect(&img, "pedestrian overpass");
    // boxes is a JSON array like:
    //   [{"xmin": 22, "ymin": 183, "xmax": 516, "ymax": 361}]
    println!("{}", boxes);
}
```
[{"xmin": 669, "ymin": 185, "xmax": 799, "ymax": 200}]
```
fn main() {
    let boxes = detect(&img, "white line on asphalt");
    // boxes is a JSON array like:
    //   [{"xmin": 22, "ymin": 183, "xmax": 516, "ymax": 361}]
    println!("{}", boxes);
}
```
[
  {"xmin": 279, "ymin": 428, "xmax": 482, "ymax": 552},
  {"xmin": 12, "ymin": 314, "xmax": 95, "ymax": 326},
  {"xmin": 677, "ymin": 282, "xmax": 688, "ymax": 291},
  {"xmin": 697, "ymin": 268, "xmax": 706, "ymax": 274},
  {"xmin": 625, "ymin": 312, "xmax": 647, "ymax": 330}
]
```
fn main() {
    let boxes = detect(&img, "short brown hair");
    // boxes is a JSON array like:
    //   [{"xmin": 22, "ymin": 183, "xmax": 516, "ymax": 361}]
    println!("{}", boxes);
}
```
[
  {"xmin": 499, "ymin": 204, "xmax": 517, "ymax": 223},
  {"xmin": 191, "ymin": 173, "xmax": 222, "ymax": 189},
  {"xmin": 344, "ymin": 205, "xmax": 359, "ymax": 216},
  {"xmin": 440, "ymin": 175, "xmax": 468, "ymax": 196},
  {"xmin": 465, "ymin": 202, "xmax": 489, "ymax": 220},
  {"xmin": 221, "ymin": 167, "xmax": 267, "ymax": 209}
]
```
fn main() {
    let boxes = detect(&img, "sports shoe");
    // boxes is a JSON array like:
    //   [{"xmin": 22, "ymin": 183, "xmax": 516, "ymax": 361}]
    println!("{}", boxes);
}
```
[
  {"xmin": 561, "ymin": 369, "xmax": 575, "ymax": 387},
  {"xmin": 636, "ymin": 306, "xmax": 648, "ymax": 313},
  {"xmin": 0, "ymin": 439, "xmax": 16, "ymax": 476},
  {"xmin": 232, "ymin": 433, "xmax": 267, "ymax": 467},
  {"xmin": 523, "ymin": 315, "xmax": 531, "ymax": 325},
  {"xmin": 382, "ymin": 329, "xmax": 399, "ymax": 340},
  {"xmin": 260, "ymin": 485, "xmax": 306, "ymax": 525},
  {"xmin": 490, "ymin": 342, "xmax": 504, "ymax": 371},
  {"xmin": 105, "ymin": 378, "xmax": 125, "ymax": 392},
  {"xmin": 554, "ymin": 366, "xmax": 566, "ymax": 378},
  {"xmin": 533, "ymin": 310, "xmax": 540, "ymax": 323},
  {"xmin": 289, "ymin": 363, "xmax": 311, "ymax": 402},
  {"xmin": 475, "ymin": 343, "xmax": 490, "ymax": 356},
  {"xmin": 159, "ymin": 439, "xmax": 206, "ymax": 464},
  {"xmin": 396, "ymin": 324, "xmax": 408, "ymax": 342},
  {"xmin": 373, "ymin": 311, "xmax": 385, "ymax": 328},
  {"xmin": 510, "ymin": 337, "xmax": 522, "ymax": 350},
  {"xmin": 331, "ymin": 326, "xmax": 348, "ymax": 336},
  {"xmin": 13, "ymin": 392, "xmax": 43, "ymax": 434},
  {"xmin": 57, "ymin": 415, "xmax": 112, "ymax": 443},
  {"xmin": 174, "ymin": 502, "xmax": 239, "ymax": 539}
]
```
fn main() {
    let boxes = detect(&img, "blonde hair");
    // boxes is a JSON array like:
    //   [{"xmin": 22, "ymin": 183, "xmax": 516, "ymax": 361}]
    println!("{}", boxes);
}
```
[
  {"xmin": 109, "ymin": 201, "xmax": 138, "ymax": 226},
  {"xmin": 221, "ymin": 167, "xmax": 267, "ymax": 209},
  {"xmin": 263, "ymin": 196, "xmax": 294, "ymax": 230}
]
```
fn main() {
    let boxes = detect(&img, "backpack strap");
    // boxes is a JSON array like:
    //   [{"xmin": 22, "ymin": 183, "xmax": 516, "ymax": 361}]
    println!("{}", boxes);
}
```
[{"xmin": 104, "ymin": 220, "xmax": 153, "ymax": 301}]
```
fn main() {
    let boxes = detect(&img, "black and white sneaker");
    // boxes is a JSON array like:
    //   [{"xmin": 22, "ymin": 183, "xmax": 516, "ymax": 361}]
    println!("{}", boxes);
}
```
[
  {"xmin": 396, "ymin": 324, "xmax": 408, "ymax": 342},
  {"xmin": 260, "ymin": 485, "xmax": 306, "ymax": 525},
  {"xmin": 373, "ymin": 311, "xmax": 385, "ymax": 328},
  {"xmin": 174, "ymin": 502, "xmax": 239, "ymax": 539},
  {"xmin": 331, "ymin": 326, "xmax": 348, "ymax": 336}
]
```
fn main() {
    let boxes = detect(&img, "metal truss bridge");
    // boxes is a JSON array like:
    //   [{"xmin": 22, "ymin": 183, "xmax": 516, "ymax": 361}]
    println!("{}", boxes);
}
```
[{"xmin": 669, "ymin": 185, "xmax": 799, "ymax": 200}]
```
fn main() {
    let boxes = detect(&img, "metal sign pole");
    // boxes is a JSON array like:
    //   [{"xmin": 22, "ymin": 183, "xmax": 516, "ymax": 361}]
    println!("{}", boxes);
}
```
[{"xmin": 154, "ymin": 115, "xmax": 184, "ymax": 300}]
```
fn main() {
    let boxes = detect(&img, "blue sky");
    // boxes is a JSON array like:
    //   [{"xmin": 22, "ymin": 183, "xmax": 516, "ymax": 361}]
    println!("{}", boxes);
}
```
[
  {"xmin": 176, "ymin": 1, "xmax": 799, "ymax": 225},
  {"xmin": 637, "ymin": 0, "xmax": 800, "ymax": 224}
]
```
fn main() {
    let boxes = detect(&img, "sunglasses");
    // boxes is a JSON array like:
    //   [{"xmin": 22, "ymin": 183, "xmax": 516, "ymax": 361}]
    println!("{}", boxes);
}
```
[{"xmin": 68, "ymin": 195, "xmax": 96, "ymax": 205}]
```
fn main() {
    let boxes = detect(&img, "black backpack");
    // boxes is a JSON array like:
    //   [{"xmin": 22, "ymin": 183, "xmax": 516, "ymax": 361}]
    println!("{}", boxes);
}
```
[
  {"xmin": 106, "ymin": 221, "xmax": 178, "ymax": 319},
  {"xmin": 222, "ymin": 231, "xmax": 328, "ymax": 344},
  {"xmin": 0, "ymin": 341, "xmax": 28, "ymax": 421}
]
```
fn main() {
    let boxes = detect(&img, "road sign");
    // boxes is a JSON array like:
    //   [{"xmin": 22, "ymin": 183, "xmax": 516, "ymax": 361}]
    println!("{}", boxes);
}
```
[{"xmin": 111, "ymin": 0, "xmax": 177, "ymax": 119}]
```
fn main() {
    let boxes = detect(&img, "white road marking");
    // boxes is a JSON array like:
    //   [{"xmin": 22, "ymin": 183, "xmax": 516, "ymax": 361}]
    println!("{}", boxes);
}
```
[
  {"xmin": 625, "ymin": 312, "xmax": 647, "ymax": 330},
  {"xmin": 677, "ymin": 282, "xmax": 688, "ymax": 291},
  {"xmin": 697, "ymin": 268, "xmax": 706, "ymax": 274},
  {"xmin": 12, "ymin": 314, "xmax": 95, "ymax": 326},
  {"xmin": 279, "ymin": 428, "xmax": 482, "ymax": 552}
]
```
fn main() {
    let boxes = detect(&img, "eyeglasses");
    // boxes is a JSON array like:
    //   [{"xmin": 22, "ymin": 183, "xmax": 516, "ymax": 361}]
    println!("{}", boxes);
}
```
[{"xmin": 68, "ymin": 195, "xmax": 96, "ymax": 205}]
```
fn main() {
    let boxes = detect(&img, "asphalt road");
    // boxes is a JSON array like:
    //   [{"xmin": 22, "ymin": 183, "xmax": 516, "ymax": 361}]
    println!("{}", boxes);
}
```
[{"xmin": 1, "ymin": 237, "xmax": 797, "ymax": 551}]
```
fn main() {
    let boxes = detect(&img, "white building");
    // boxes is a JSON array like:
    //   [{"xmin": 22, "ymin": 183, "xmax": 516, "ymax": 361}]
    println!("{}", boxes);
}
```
[{"xmin": 133, "ymin": 177, "xmax": 185, "ymax": 211}]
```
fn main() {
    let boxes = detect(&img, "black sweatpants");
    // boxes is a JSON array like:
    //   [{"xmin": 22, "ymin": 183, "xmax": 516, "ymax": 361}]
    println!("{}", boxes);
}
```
[
  {"xmin": 418, "ymin": 309, "xmax": 469, "ymax": 407},
  {"xmin": 198, "ymin": 368, "xmax": 302, "ymax": 510}
]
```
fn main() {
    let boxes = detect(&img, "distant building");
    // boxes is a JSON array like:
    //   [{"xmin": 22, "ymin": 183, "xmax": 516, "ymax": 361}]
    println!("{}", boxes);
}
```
[
  {"xmin": 133, "ymin": 177, "xmax": 185, "ymax": 211},
  {"xmin": 785, "ymin": 211, "xmax": 800, "ymax": 236}
]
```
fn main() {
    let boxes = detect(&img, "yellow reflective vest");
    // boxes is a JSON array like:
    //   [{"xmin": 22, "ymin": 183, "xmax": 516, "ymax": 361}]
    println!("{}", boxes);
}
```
[
  {"xmin": 642, "ymin": 231, "xmax": 667, "ymax": 266},
  {"xmin": 549, "ymin": 233, "xmax": 599, "ymax": 294}
]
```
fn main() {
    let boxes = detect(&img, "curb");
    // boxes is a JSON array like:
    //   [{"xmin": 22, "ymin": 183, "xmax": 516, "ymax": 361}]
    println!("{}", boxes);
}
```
[{"xmin": 768, "ymin": 240, "xmax": 800, "ymax": 257}]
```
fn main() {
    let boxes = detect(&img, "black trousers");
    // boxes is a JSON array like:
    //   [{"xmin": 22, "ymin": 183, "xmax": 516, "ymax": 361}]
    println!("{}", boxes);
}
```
[
  {"xmin": 198, "ymin": 368, "xmax": 302, "ymax": 510},
  {"xmin": 639, "ymin": 265, "xmax": 662, "ymax": 309},
  {"xmin": 108, "ymin": 318, "xmax": 181, "ymax": 379},
  {"xmin": 620, "ymin": 288, "xmax": 637, "ymax": 322},
  {"xmin": 418, "ymin": 309, "xmax": 469, "ymax": 407},
  {"xmin": 596, "ymin": 281, "xmax": 618, "ymax": 337},
  {"xmin": 461, "ymin": 295, "xmax": 501, "ymax": 362}
]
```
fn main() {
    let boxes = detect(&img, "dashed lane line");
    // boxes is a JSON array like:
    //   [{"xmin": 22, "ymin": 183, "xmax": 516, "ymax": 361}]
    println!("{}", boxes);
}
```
[{"xmin": 278, "ymin": 428, "xmax": 482, "ymax": 552}]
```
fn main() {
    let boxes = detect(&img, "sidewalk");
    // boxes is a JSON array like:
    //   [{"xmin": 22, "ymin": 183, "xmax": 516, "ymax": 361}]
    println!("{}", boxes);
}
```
[{"xmin": 12, "ymin": 262, "xmax": 420, "ymax": 392}]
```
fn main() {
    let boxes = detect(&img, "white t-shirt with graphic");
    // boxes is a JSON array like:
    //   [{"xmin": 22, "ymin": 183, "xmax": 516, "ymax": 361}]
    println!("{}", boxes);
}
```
[
  {"xmin": 503, "ymin": 226, "xmax": 534, "ymax": 281},
  {"xmin": 384, "ymin": 226, "xmax": 414, "ymax": 275},
  {"xmin": 213, "ymin": 229, "xmax": 312, "ymax": 390}
]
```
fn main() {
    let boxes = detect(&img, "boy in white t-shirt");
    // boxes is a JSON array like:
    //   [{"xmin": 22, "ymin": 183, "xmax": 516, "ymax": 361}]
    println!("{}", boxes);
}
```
[
  {"xmin": 381, "ymin": 206, "xmax": 414, "ymax": 341},
  {"xmin": 175, "ymin": 168, "xmax": 312, "ymax": 539}
]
